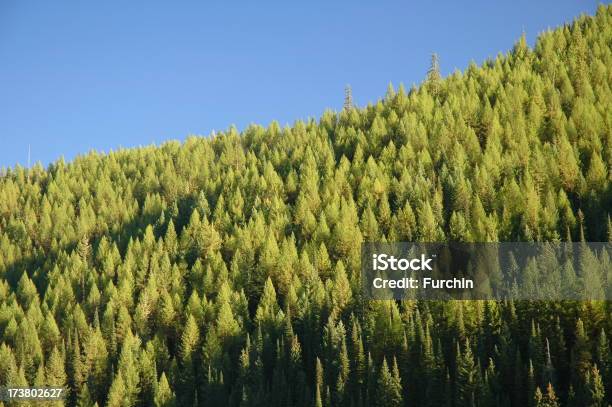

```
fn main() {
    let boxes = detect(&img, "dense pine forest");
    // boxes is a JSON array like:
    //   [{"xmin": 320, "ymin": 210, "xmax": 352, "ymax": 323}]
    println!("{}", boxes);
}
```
[{"xmin": 0, "ymin": 6, "xmax": 611, "ymax": 407}]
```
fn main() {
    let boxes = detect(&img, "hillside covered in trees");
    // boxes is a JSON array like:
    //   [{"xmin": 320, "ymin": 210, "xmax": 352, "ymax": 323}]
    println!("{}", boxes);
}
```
[{"xmin": 0, "ymin": 5, "xmax": 611, "ymax": 407}]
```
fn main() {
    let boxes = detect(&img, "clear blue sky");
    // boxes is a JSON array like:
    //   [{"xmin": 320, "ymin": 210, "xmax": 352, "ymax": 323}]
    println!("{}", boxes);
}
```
[{"xmin": 0, "ymin": 1, "xmax": 600, "ymax": 169}]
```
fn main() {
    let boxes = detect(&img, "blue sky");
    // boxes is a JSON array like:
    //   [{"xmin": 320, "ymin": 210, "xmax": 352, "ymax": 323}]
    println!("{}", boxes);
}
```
[{"xmin": 0, "ymin": 1, "xmax": 600, "ymax": 169}]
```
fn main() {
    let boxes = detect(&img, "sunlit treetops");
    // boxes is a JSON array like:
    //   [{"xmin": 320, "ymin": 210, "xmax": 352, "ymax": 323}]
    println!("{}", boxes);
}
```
[{"xmin": 0, "ymin": 5, "xmax": 610, "ymax": 407}]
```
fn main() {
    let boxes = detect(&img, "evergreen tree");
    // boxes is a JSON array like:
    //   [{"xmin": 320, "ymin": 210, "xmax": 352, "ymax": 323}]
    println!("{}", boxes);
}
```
[
  {"xmin": 0, "ymin": 7, "xmax": 609, "ymax": 406},
  {"xmin": 376, "ymin": 357, "xmax": 402, "ymax": 407},
  {"xmin": 456, "ymin": 339, "xmax": 478, "ymax": 407},
  {"xmin": 585, "ymin": 365, "xmax": 606, "ymax": 407},
  {"xmin": 344, "ymin": 85, "xmax": 353, "ymax": 111},
  {"xmin": 427, "ymin": 53, "xmax": 442, "ymax": 96},
  {"xmin": 534, "ymin": 383, "xmax": 560, "ymax": 407},
  {"xmin": 155, "ymin": 372, "xmax": 177, "ymax": 407}
]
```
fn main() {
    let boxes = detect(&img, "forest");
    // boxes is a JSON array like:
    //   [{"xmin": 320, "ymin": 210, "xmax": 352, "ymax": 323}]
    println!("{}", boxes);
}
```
[{"xmin": 0, "ymin": 5, "xmax": 610, "ymax": 407}]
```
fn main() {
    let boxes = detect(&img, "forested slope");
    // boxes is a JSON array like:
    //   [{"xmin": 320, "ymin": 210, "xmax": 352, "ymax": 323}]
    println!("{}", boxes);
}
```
[{"xmin": 0, "ymin": 5, "xmax": 611, "ymax": 407}]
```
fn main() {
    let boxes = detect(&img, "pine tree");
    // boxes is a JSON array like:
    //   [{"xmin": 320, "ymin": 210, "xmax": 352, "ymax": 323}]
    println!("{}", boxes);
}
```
[
  {"xmin": 0, "ymin": 7, "xmax": 610, "ymax": 407},
  {"xmin": 155, "ymin": 372, "xmax": 177, "ymax": 407},
  {"xmin": 391, "ymin": 357, "xmax": 403, "ymax": 405},
  {"xmin": 46, "ymin": 345, "xmax": 67, "ymax": 389},
  {"xmin": 456, "ymin": 339, "xmax": 478, "ymax": 407},
  {"xmin": 114, "ymin": 332, "xmax": 141, "ymax": 407},
  {"xmin": 69, "ymin": 332, "xmax": 85, "ymax": 404},
  {"xmin": 427, "ymin": 53, "xmax": 441, "ymax": 96},
  {"xmin": 595, "ymin": 329, "xmax": 610, "ymax": 397},
  {"xmin": 179, "ymin": 314, "xmax": 199, "ymax": 405},
  {"xmin": 350, "ymin": 319, "xmax": 366, "ymax": 403},
  {"xmin": 344, "ymin": 85, "xmax": 353, "ymax": 112},
  {"xmin": 571, "ymin": 318, "xmax": 592, "ymax": 394},
  {"xmin": 585, "ymin": 365, "xmax": 605, "ymax": 407},
  {"xmin": 314, "ymin": 383, "xmax": 323, "ymax": 407},
  {"xmin": 534, "ymin": 383, "xmax": 560, "ymax": 407},
  {"xmin": 344, "ymin": 85, "xmax": 353, "ymax": 111},
  {"xmin": 106, "ymin": 374, "xmax": 127, "ymax": 407},
  {"xmin": 527, "ymin": 359, "xmax": 536, "ymax": 407},
  {"xmin": 376, "ymin": 357, "xmax": 402, "ymax": 407}
]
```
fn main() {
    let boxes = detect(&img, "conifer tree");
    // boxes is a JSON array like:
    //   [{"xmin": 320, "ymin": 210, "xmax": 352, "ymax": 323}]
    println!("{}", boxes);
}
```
[
  {"xmin": 155, "ymin": 372, "xmax": 177, "ymax": 407},
  {"xmin": 595, "ymin": 329, "xmax": 610, "ymax": 397},
  {"xmin": 376, "ymin": 357, "xmax": 402, "ymax": 407},
  {"xmin": 0, "ymin": 7, "xmax": 609, "ymax": 406},
  {"xmin": 534, "ymin": 383, "xmax": 560, "ymax": 407},
  {"xmin": 344, "ymin": 85, "xmax": 353, "ymax": 111},
  {"xmin": 456, "ymin": 339, "xmax": 478, "ymax": 407},
  {"xmin": 427, "ymin": 53, "xmax": 441, "ymax": 96},
  {"xmin": 585, "ymin": 365, "xmax": 605, "ymax": 407}
]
